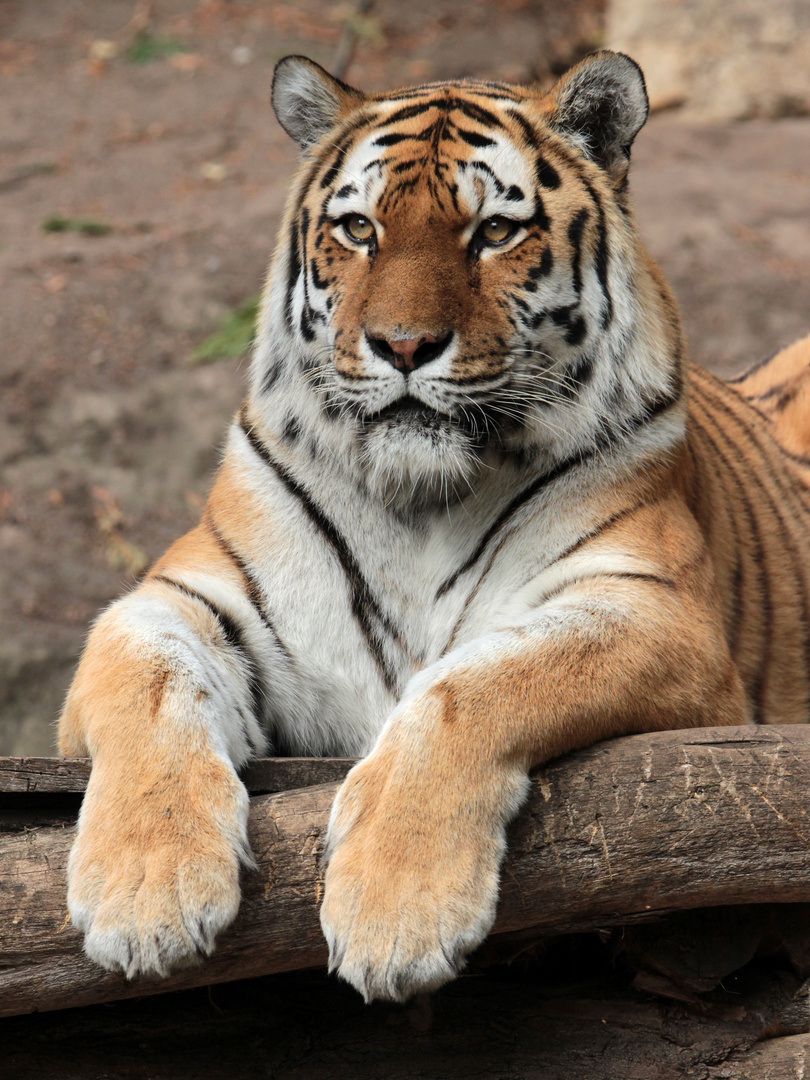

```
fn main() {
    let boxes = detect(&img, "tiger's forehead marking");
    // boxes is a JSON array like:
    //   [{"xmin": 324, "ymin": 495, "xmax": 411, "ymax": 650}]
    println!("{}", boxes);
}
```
[{"xmin": 324, "ymin": 90, "xmax": 538, "ymax": 224}]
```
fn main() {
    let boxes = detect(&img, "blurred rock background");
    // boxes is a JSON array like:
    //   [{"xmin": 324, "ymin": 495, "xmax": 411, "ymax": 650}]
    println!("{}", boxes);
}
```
[
  {"xmin": 1, "ymin": 0, "xmax": 808, "ymax": 754},
  {"xmin": 609, "ymin": 0, "xmax": 810, "ymax": 120}
]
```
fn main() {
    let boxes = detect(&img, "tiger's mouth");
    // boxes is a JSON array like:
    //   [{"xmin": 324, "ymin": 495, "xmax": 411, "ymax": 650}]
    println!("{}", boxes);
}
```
[
  {"xmin": 360, "ymin": 395, "xmax": 485, "ymax": 437},
  {"xmin": 348, "ymin": 389, "xmax": 509, "ymax": 496},
  {"xmin": 365, "ymin": 396, "xmax": 444, "ymax": 425},
  {"xmin": 358, "ymin": 394, "xmax": 505, "ymax": 456}
]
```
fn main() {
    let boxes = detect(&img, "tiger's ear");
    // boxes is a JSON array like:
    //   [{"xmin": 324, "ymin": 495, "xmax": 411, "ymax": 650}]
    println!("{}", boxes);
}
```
[
  {"xmin": 272, "ymin": 56, "xmax": 364, "ymax": 151},
  {"xmin": 547, "ymin": 51, "xmax": 649, "ymax": 182}
]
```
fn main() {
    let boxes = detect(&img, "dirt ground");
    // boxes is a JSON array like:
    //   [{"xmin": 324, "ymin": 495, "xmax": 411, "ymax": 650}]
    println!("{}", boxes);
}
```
[{"xmin": 1, "ymin": 0, "xmax": 810, "ymax": 755}]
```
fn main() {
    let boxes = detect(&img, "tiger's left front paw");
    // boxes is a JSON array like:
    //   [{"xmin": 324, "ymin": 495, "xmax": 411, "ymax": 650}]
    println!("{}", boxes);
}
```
[{"xmin": 319, "ymin": 752, "xmax": 510, "ymax": 1003}]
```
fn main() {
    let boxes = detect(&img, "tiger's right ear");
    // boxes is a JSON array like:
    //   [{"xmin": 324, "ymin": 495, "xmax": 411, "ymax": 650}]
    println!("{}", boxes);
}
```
[{"xmin": 271, "ymin": 56, "xmax": 365, "ymax": 151}]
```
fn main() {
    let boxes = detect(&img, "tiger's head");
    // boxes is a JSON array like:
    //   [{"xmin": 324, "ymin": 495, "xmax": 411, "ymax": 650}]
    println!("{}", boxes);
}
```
[{"xmin": 254, "ymin": 52, "xmax": 684, "ymax": 501}]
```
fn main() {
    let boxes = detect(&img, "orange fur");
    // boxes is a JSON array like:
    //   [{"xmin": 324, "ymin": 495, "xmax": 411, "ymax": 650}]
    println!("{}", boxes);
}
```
[{"xmin": 732, "ymin": 333, "xmax": 810, "ymax": 457}]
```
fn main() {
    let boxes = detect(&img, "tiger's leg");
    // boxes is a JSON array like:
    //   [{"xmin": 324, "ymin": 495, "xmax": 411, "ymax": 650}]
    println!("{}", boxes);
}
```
[
  {"xmin": 320, "ymin": 574, "xmax": 748, "ymax": 1003},
  {"xmin": 59, "ymin": 530, "xmax": 275, "ymax": 978}
]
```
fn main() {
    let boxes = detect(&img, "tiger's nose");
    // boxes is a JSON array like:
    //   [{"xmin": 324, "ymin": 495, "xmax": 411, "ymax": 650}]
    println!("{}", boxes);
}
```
[{"xmin": 365, "ymin": 330, "xmax": 454, "ymax": 372}]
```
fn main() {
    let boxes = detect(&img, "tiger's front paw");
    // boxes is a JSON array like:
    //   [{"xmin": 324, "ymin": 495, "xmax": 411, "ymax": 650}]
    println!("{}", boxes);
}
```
[
  {"xmin": 320, "ymin": 744, "xmax": 519, "ymax": 1003},
  {"xmin": 67, "ymin": 757, "xmax": 251, "ymax": 979}
]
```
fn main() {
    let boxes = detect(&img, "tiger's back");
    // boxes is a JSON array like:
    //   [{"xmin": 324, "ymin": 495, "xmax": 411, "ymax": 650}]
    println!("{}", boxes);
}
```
[{"xmin": 688, "ymin": 347, "xmax": 810, "ymax": 725}]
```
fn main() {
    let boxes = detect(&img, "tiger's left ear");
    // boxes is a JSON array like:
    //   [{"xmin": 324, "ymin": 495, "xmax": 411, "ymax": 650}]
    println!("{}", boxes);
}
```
[
  {"xmin": 547, "ymin": 51, "xmax": 649, "ymax": 183},
  {"xmin": 272, "ymin": 56, "xmax": 365, "ymax": 152}
]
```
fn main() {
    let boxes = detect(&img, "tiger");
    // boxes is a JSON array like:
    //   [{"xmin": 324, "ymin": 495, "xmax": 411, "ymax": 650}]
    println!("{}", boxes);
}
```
[{"xmin": 58, "ymin": 50, "xmax": 810, "ymax": 1004}]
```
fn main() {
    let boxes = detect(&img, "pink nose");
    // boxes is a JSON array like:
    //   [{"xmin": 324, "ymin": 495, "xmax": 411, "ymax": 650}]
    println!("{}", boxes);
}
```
[{"xmin": 388, "ymin": 334, "xmax": 437, "ymax": 371}]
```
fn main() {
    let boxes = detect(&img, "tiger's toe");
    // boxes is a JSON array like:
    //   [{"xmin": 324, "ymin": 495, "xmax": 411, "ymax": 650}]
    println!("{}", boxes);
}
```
[{"xmin": 70, "ymin": 857, "xmax": 241, "ymax": 979}]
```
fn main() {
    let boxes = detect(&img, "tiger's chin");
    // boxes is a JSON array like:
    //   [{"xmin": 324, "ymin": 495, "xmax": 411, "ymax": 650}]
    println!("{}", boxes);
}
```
[{"xmin": 358, "ymin": 406, "xmax": 484, "ymax": 505}]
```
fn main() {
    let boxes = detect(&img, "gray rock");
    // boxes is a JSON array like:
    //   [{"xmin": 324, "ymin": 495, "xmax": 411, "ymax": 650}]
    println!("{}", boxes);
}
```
[{"xmin": 607, "ymin": 0, "xmax": 810, "ymax": 120}]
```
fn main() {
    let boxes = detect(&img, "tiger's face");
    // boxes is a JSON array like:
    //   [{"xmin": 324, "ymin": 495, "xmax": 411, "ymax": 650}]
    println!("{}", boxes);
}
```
[{"xmin": 263, "ymin": 53, "xmax": 674, "ymax": 499}]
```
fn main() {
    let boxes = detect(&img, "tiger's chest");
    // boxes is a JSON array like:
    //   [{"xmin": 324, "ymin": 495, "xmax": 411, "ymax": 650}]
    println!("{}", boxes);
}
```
[{"xmin": 252, "ymin": 457, "xmax": 605, "ymax": 755}]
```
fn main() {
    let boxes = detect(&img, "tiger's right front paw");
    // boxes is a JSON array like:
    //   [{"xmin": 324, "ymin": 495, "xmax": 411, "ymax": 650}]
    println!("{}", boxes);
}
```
[{"xmin": 67, "ymin": 759, "xmax": 251, "ymax": 979}]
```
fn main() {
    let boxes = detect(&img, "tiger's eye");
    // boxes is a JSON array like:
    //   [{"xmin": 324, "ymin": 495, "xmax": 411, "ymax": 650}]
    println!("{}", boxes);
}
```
[
  {"xmin": 344, "ymin": 215, "xmax": 375, "ymax": 242},
  {"xmin": 480, "ymin": 217, "xmax": 515, "ymax": 245}
]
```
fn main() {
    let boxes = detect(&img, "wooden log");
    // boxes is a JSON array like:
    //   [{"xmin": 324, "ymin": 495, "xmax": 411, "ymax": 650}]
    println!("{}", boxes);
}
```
[
  {"xmin": 729, "ymin": 1033, "xmax": 810, "ymax": 1078},
  {"xmin": 0, "ymin": 756, "xmax": 355, "ymax": 797},
  {"xmin": 2, "ymin": 725, "xmax": 810, "ymax": 1018},
  {"xmin": 0, "ymin": 757, "xmax": 356, "ymax": 830},
  {"xmin": 0, "ymin": 756, "xmax": 91, "ymax": 794}
]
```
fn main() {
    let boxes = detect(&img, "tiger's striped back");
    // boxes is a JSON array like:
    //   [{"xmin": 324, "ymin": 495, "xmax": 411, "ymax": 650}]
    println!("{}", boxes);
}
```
[
  {"xmin": 687, "ymin": 352, "xmax": 810, "ymax": 724},
  {"xmin": 731, "ymin": 333, "xmax": 810, "ymax": 457}
]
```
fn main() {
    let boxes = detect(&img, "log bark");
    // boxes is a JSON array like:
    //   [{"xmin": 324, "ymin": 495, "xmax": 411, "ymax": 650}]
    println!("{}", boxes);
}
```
[
  {"xmin": 0, "ymin": 755, "xmax": 355, "ymax": 796},
  {"xmin": 2, "ymin": 725, "xmax": 810, "ymax": 1018},
  {"xmin": 727, "ymin": 1033, "xmax": 810, "ymax": 1079}
]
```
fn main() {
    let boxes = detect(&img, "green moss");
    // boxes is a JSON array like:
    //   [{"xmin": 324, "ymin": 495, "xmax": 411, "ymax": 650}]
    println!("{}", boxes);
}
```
[
  {"xmin": 125, "ymin": 32, "xmax": 188, "ymax": 64},
  {"xmin": 191, "ymin": 295, "xmax": 260, "ymax": 364},
  {"xmin": 41, "ymin": 215, "xmax": 112, "ymax": 236}
]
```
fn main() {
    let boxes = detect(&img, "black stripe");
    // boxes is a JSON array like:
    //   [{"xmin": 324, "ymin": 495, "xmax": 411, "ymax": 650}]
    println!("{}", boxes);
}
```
[
  {"xmin": 694, "ymin": 370, "xmax": 810, "ymax": 518},
  {"xmin": 463, "ymin": 159, "xmax": 505, "ymax": 192},
  {"xmin": 691, "ymin": 375, "xmax": 810, "ymax": 714},
  {"xmin": 550, "ymin": 499, "xmax": 650, "ymax": 569},
  {"xmin": 261, "ymin": 359, "xmax": 281, "ymax": 395},
  {"xmin": 320, "ymin": 131, "xmax": 354, "ymax": 189},
  {"xmin": 540, "ymin": 571, "xmax": 676, "ymax": 610},
  {"xmin": 238, "ymin": 413, "xmax": 401, "ymax": 693},
  {"xmin": 528, "ymin": 247, "xmax": 553, "ymax": 279},
  {"xmin": 536, "ymin": 154, "xmax": 561, "ymax": 190},
  {"xmin": 693, "ymin": 370, "xmax": 810, "ymax": 514},
  {"xmin": 284, "ymin": 219, "xmax": 301, "ymax": 333},
  {"xmin": 151, "ymin": 573, "xmax": 265, "ymax": 725},
  {"xmin": 688, "ymin": 399, "xmax": 773, "ymax": 722},
  {"xmin": 381, "ymin": 88, "xmax": 439, "ymax": 102},
  {"xmin": 726, "ymin": 351, "xmax": 778, "ymax": 385},
  {"xmin": 455, "ymin": 100, "xmax": 506, "ymax": 128},
  {"xmin": 436, "ymin": 384, "xmax": 682, "ymax": 599},
  {"xmin": 506, "ymin": 108, "xmax": 539, "ymax": 150},
  {"xmin": 298, "ymin": 208, "xmax": 316, "ymax": 342},
  {"xmin": 384, "ymin": 85, "xmax": 521, "ymax": 104},
  {"xmin": 581, "ymin": 178, "xmax": 613, "ymax": 328},
  {"xmin": 602, "ymin": 572, "xmax": 676, "ymax": 590},
  {"xmin": 782, "ymin": 447, "xmax": 810, "ymax": 469},
  {"xmin": 770, "ymin": 384, "xmax": 801, "ymax": 414},
  {"xmin": 530, "ymin": 193, "xmax": 550, "ymax": 233},
  {"xmin": 456, "ymin": 127, "xmax": 496, "ymax": 148},
  {"xmin": 445, "ymin": 497, "xmax": 649, "ymax": 652},
  {"xmin": 568, "ymin": 208, "xmax": 589, "ymax": 295},
  {"xmin": 310, "ymin": 257, "xmax": 332, "ymax": 291},
  {"xmin": 461, "ymin": 85, "xmax": 522, "ymax": 101},
  {"xmin": 540, "ymin": 136, "xmax": 615, "ymax": 329},
  {"xmin": 204, "ymin": 515, "xmax": 293, "ymax": 661},
  {"xmin": 557, "ymin": 353, "xmax": 593, "ymax": 399},
  {"xmin": 565, "ymin": 315, "xmax": 587, "ymax": 348},
  {"xmin": 748, "ymin": 380, "xmax": 787, "ymax": 402},
  {"xmin": 373, "ymin": 131, "xmax": 412, "ymax": 147},
  {"xmin": 381, "ymin": 101, "xmax": 435, "ymax": 125},
  {"xmin": 687, "ymin": 431, "xmax": 743, "ymax": 659}
]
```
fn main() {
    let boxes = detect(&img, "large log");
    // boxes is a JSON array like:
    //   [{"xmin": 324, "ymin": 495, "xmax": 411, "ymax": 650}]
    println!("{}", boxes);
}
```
[{"xmin": 2, "ymin": 725, "xmax": 810, "ymax": 1018}]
